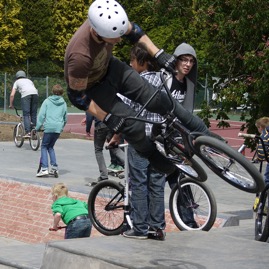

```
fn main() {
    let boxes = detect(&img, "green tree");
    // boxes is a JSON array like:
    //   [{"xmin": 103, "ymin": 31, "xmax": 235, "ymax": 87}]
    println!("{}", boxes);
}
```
[
  {"xmin": 192, "ymin": 0, "xmax": 269, "ymax": 137},
  {"xmin": 0, "ymin": 0, "xmax": 26, "ymax": 69},
  {"xmin": 51, "ymin": 0, "xmax": 91, "ymax": 63},
  {"xmin": 17, "ymin": 0, "xmax": 55, "ymax": 75}
]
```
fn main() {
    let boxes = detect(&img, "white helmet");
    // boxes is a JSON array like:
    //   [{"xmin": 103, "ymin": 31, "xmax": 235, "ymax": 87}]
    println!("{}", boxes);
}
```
[{"xmin": 88, "ymin": 0, "xmax": 129, "ymax": 38}]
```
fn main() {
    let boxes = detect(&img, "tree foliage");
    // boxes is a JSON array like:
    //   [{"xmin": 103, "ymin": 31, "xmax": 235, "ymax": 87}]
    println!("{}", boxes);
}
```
[
  {"xmin": 0, "ymin": 0, "xmax": 26, "ymax": 69},
  {"xmin": 0, "ymin": 0, "xmax": 269, "ymax": 136},
  {"xmin": 192, "ymin": 0, "xmax": 269, "ymax": 135}
]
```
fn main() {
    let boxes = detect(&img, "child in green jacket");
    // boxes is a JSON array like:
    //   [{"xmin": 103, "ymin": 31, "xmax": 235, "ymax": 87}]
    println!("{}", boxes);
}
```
[{"xmin": 51, "ymin": 183, "xmax": 92, "ymax": 239}]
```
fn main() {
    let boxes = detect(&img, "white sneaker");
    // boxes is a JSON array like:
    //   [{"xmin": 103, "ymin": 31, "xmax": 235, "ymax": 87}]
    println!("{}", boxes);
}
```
[
  {"xmin": 36, "ymin": 169, "xmax": 49, "ymax": 177},
  {"xmin": 49, "ymin": 165, "xmax": 58, "ymax": 175}
]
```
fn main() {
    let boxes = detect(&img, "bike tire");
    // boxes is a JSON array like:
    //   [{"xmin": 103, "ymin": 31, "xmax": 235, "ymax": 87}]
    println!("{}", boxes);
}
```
[
  {"xmin": 171, "ymin": 157, "xmax": 207, "ymax": 182},
  {"xmin": 13, "ymin": 123, "xmax": 24, "ymax": 147},
  {"xmin": 29, "ymin": 130, "xmax": 40, "ymax": 151},
  {"xmin": 255, "ymin": 187, "xmax": 269, "ymax": 242},
  {"xmin": 169, "ymin": 177, "xmax": 217, "ymax": 231},
  {"xmin": 194, "ymin": 136, "xmax": 264, "ymax": 193},
  {"xmin": 88, "ymin": 180, "xmax": 124, "ymax": 236}
]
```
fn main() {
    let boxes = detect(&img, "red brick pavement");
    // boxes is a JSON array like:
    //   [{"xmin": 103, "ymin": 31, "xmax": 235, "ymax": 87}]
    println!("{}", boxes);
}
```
[{"xmin": 0, "ymin": 178, "xmax": 224, "ymax": 244}]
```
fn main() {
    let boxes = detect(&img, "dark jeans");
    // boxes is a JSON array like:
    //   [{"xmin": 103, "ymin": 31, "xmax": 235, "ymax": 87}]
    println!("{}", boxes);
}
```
[
  {"xmin": 70, "ymin": 57, "xmax": 210, "ymax": 175},
  {"xmin": 86, "ymin": 111, "xmax": 94, "ymax": 133},
  {"xmin": 21, "ymin": 94, "xmax": 38, "ymax": 133},
  {"xmin": 65, "ymin": 218, "xmax": 92, "ymax": 239},
  {"xmin": 94, "ymin": 123, "xmax": 124, "ymax": 179},
  {"xmin": 109, "ymin": 134, "xmax": 124, "ymax": 167}
]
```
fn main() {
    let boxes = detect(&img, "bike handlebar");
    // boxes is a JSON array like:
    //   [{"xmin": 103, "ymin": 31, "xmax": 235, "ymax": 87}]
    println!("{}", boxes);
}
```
[
  {"xmin": 14, "ymin": 107, "xmax": 21, "ymax": 117},
  {"xmin": 238, "ymin": 132, "xmax": 256, "ymax": 139},
  {"xmin": 238, "ymin": 132, "xmax": 269, "ymax": 163},
  {"xmin": 105, "ymin": 143, "xmax": 128, "ymax": 150},
  {"xmin": 49, "ymin": 226, "xmax": 67, "ymax": 231},
  {"xmin": 124, "ymin": 71, "xmax": 175, "ymax": 125}
]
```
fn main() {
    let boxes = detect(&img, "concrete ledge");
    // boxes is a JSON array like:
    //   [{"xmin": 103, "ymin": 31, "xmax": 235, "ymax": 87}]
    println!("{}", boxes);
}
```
[
  {"xmin": 217, "ymin": 213, "xmax": 240, "ymax": 227},
  {"xmin": 41, "ymin": 231, "xmax": 268, "ymax": 269},
  {"xmin": 0, "ymin": 244, "xmax": 45, "ymax": 269}
]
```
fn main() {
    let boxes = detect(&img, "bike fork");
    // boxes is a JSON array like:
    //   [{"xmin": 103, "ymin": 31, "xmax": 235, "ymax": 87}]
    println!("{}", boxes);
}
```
[{"xmin": 120, "ymin": 143, "xmax": 133, "ymax": 233}]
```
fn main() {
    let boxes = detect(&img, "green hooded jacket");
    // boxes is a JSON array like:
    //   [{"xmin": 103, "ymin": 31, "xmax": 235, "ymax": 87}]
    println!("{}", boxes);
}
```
[{"xmin": 51, "ymin": 196, "xmax": 88, "ymax": 225}]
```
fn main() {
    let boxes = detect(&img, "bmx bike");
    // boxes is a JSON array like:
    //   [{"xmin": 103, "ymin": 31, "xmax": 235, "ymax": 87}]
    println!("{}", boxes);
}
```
[
  {"xmin": 87, "ymin": 71, "xmax": 264, "ymax": 236},
  {"xmin": 238, "ymin": 132, "xmax": 269, "ymax": 242},
  {"xmin": 13, "ymin": 107, "xmax": 41, "ymax": 151}
]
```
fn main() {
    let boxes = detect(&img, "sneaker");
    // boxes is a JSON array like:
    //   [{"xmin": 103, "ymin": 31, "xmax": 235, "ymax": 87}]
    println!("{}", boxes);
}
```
[
  {"xmin": 36, "ymin": 169, "xmax": 49, "ymax": 177},
  {"xmin": 89, "ymin": 177, "xmax": 108, "ymax": 186},
  {"xmin": 107, "ymin": 164, "xmax": 116, "ymax": 171},
  {"xmin": 123, "ymin": 229, "xmax": 147, "ymax": 240},
  {"xmin": 253, "ymin": 197, "xmax": 260, "ymax": 212},
  {"xmin": 49, "ymin": 167, "xmax": 58, "ymax": 175},
  {"xmin": 114, "ymin": 165, "xmax": 124, "ymax": 172},
  {"xmin": 24, "ymin": 132, "xmax": 31, "ymax": 138},
  {"xmin": 148, "ymin": 228, "xmax": 166, "ymax": 241}
]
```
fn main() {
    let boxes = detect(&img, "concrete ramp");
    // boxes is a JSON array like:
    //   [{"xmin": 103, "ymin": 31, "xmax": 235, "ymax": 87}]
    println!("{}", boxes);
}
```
[{"xmin": 41, "ymin": 231, "xmax": 268, "ymax": 269}]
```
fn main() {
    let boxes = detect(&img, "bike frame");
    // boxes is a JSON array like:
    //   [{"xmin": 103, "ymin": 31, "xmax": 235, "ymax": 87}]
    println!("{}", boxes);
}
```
[{"xmin": 124, "ymin": 72, "xmax": 204, "ymax": 162}]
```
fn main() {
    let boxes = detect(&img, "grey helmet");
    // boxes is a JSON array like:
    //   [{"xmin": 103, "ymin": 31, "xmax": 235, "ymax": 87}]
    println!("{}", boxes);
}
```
[{"xmin": 16, "ymin": 70, "xmax": 26, "ymax": 79}]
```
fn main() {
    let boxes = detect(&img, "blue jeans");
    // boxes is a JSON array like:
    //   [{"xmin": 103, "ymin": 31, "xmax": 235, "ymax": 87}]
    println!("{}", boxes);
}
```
[
  {"xmin": 128, "ymin": 144, "xmax": 166, "ymax": 235},
  {"xmin": 21, "ymin": 94, "xmax": 38, "ymax": 133},
  {"xmin": 65, "ymin": 218, "xmax": 92, "ymax": 239},
  {"xmin": 40, "ymin": 133, "xmax": 60, "ymax": 169}
]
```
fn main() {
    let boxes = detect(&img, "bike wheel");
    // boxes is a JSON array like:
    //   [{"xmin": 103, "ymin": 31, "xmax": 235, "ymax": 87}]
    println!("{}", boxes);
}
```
[
  {"xmin": 171, "ymin": 157, "xmax": 207, "ymax": 182},
  {"xmin": 169, "ymin": 177, "xmax": 217, "ymax": 231},
  {"xmin": 29, "ymin": 130, "xmax": 40, "ymax": 151},
  {"xmin": 194, "ymin": 136, "xmax": 264, "ymax": 193},
  {"xmin": 13, "ymin": 123, "xmax": 24, "ymax": 147},
  {"xmin": 255, "ymin": 187, "xmax": 269, "ymax": 242},
  {"xmin": 88, "ymin": 180, "xmax": 124, "ymax": 236}
]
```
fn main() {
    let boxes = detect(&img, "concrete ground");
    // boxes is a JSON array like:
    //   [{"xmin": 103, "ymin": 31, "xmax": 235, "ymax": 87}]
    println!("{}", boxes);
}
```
[{"xmin": 0, "ymin": 139, "xmax": 267, "ymax": 269}]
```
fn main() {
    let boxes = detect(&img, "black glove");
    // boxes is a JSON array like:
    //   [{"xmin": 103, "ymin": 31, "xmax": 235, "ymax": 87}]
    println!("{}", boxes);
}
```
[
  {"xmin": 154, "ymin": 49, "xmax": 176, "ymax": 74},
  {"xmin": 124, "ymin": 22, "xmax": 145, "ymax": 44},
  {"xmin": 103, "ymin": 113, "xmax": 125, "ymax": 133},
  {"xmin": 67, "ymin": 87, "xmax": 91, "ymax": 111}
]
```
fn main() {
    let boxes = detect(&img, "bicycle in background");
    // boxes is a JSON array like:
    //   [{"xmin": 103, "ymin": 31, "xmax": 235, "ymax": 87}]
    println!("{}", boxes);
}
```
[
  {"xmin": 88, "ymin": 143, "xmax": 217, "ymax": 235},
  {"xmin": 13, "ymin": 107, "xmax": 41, "ymax": 151},
  {"xmin": 238, "ymin": 132, "xmax": 269, "ymax": 242}
]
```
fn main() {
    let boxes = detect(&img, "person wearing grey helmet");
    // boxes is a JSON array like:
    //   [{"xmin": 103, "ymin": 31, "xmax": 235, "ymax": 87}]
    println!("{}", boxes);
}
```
[{"xmin": 9, "ymin": 70, "xmax": 39, "ymax": 137}]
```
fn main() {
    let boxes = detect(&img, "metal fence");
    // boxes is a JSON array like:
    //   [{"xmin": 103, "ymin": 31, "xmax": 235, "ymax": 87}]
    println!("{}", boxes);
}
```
[
  {"xmin": 0, "ymin": 72, "xmax": 69, "ymax": 113},
  {"xmin": 0, "ymin": 72, "xmax": 213, "ymax": 113}
]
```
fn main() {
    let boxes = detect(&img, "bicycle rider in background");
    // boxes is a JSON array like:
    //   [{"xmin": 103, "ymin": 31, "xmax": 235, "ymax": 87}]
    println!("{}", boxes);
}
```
[
  {"xmin": 255, "ymin": 117, "xmax": 269, "ymax": 187},
  {"xmin": 65, "ymin": 0, "xmax": 217, "ymax": 184},
  {"xmin": 9, "ymin": 70, "xmax": 39, "ymax": 137}
]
